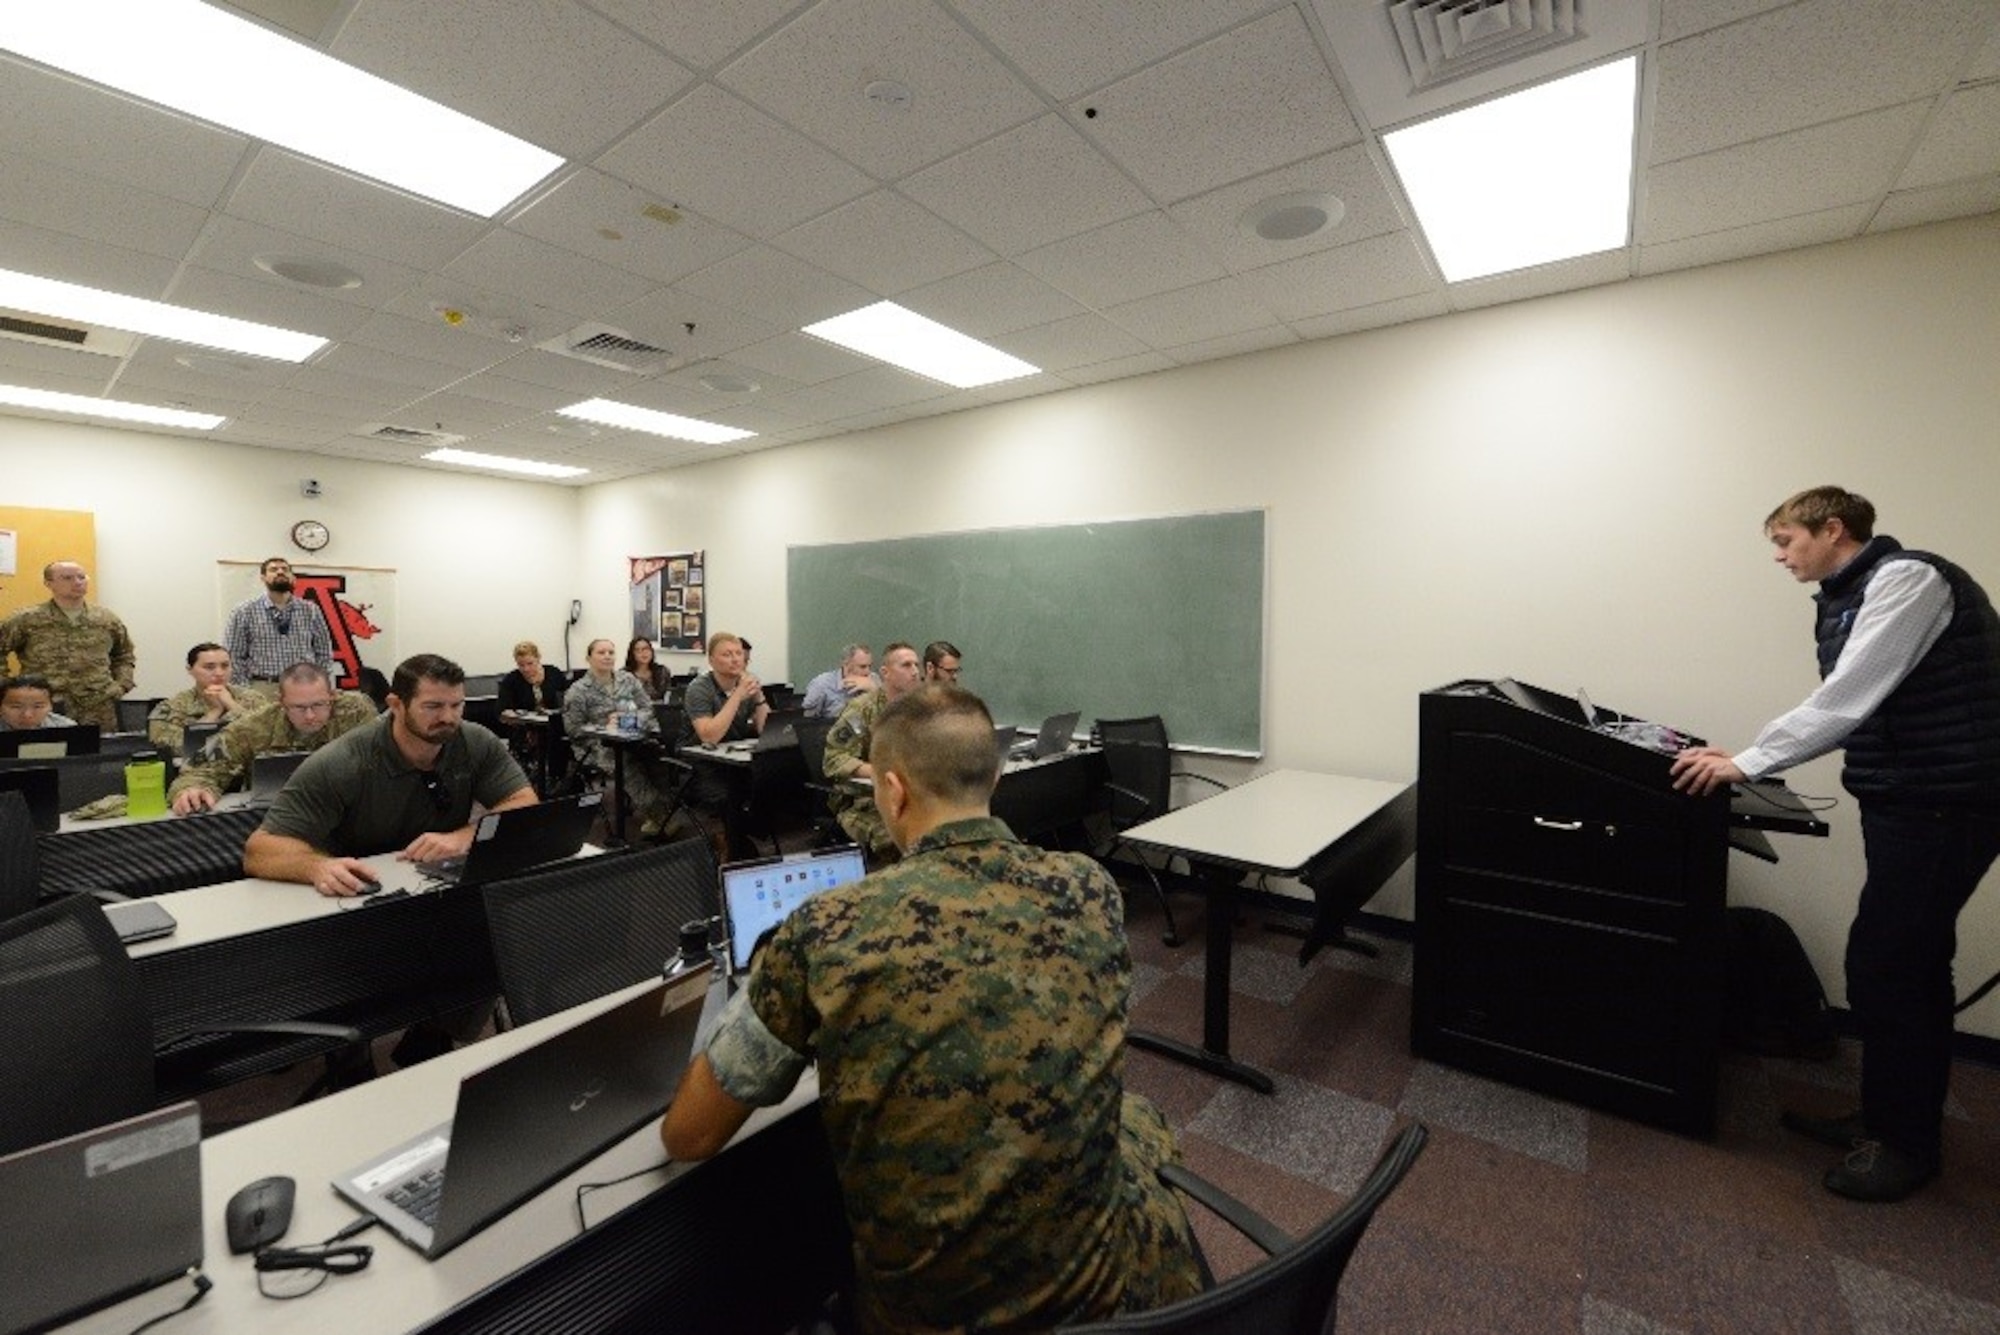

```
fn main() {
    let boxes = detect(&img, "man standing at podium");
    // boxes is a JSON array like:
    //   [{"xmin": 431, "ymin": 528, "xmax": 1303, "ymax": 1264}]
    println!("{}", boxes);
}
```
[{"xmin": 1671, "ymin": 485, "xmax": 2000, "ymax": 1203}]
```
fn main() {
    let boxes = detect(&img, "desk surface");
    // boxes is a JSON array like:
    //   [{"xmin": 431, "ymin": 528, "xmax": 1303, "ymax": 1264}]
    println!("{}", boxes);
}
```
[
  {"xmin": 59, "ymin": 979, "xmax": 819, "ymax": 1334},
  {"xmin": 1120, "ymin": 768, "xmax": 1411, "ymax": 875}
]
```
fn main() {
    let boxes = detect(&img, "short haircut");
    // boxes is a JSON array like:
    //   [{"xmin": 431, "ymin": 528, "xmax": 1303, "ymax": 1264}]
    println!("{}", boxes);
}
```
[
  {"xmin": 185, "ymin": 641, "xmax": 226, "ymax": 667},
  {"xmin": 1, "ymin": 674, "xmax": 53, "ymax": 701},
  {"xmin": 512, "ymin": 640, "xmax": 541, "ymax": 659},
  {"xmin": 1767, "ymin": 486, "xmax": 1875, "ymax": 541},
  {"xmin": 872, "ymin": 684, "xmax": 1000, "ymax": 807},
  {"xmin": 391, "ymin": 653, "xmax": 465, "ymax": 702},
  {"xmin": 922, "ymin": 641, "xmax": 962, "ymax": 669},
  {"xmin": 705, "ymin": 631, "xmax": 743, "ymax": 657},
  {"xmin": 41, "ymin": 561, "xmax": 78, "ymax": 581},
  {"xmin": 277, "ymin": 661, "xmax": 333, "ymax": 691},
  {"xmin": 840, "ymin": 642, "xmax": 871, "ymax": 666},
  {"xmin": 882, "ymin": 640, "xmax": 917, "ymax": 662},
  {"xmin": 260, "ymin": 555, "xmax": 291, "ymax": 573}
]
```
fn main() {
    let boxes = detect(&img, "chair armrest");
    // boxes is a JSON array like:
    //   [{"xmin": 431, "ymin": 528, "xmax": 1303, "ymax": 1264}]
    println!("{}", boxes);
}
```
[
  {"xmin": 1100, "ymin": 782, "xmax": 1157, "ymax": 817},
  {"xmin": 1173, "ymin": 772, "xmax": 1228, "ymax": 794},
  {"xmin": 1157, "ymin": 1162, "xmax": 1294, "ymax": 1256},
  {"xmin": 83, "ymin": 888, "xmax": 133, "ymax": 903},
  {"xmin": 188, "ymin": 1020, "xmax": 364, "ymax": 1043}
]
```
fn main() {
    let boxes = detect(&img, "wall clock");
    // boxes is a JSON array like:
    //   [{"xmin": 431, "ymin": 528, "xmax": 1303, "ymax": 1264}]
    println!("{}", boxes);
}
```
[{"xmin": 290, "ymin": 519, "xmax": 330, "ymax": 552}]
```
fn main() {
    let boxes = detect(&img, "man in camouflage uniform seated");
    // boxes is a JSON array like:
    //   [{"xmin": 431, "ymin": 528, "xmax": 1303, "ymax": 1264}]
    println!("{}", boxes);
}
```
[
  {"xmin": 0, "ymin": 560, "xmax": 135, "ymax": 731},
  {"xmin": 821, "ymin": 641, "xmax": 924, "ymax": 862},
  {"xmin": 168, "ymin": 661, "xmax": 375, "ymax": 814},
  {"xmin": 664, "ymin": 684, "xmax": 1203, "ymax": 1333}
]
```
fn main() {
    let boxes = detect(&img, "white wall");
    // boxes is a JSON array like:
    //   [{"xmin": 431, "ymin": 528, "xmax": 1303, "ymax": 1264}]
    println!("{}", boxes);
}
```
[
  {"xmin": 0, "ymin": 420, "xmax": 585, "ymax": 694},
  {"xmin": 578, "ymin": 214, "xmax": 2000, "ymax": 1037}
]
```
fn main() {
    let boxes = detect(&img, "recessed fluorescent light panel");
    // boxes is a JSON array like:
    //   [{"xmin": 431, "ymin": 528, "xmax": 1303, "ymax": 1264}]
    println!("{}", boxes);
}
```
[
  {"xmin": 0, "ymin": 268, "xmax": 325, "ymax": 362},
  {"xmin": 1383, "ymin": 57, "xmax": 1638, "ymax": 284},
  {"xmin": 558, "ymin": 399, "xmax": 754, "ymax": 446},
  {"xmin": 0, "ymin": 1, "xmax": 563, "ymax": 217},
  {"xmin": 0, "ymin": 383, "xmax": 224, "ymax": 431},
  {"xmin": 802, "ymin": 302, "xmax": 1039, "ymax": 388},
  {"xmin": 422, "ymin": 448, "xmax": 588, "ymax": 479}
]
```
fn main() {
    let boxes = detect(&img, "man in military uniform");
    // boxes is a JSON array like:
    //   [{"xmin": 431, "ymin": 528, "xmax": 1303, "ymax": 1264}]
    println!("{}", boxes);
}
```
[
  {"xmin": 148, "ymin": 642, "xmax": 255, "ymax": 756},
  {"xmin": 822, "ymin": 641, "xmax": 923, "ymax": 861},
  {"xmin": 664, "ymin": 684, "xmax": 1202, "ymax": 1332},
  {"xmin": 0, "ymin": 560, "xmax": 135, "ymax": 731},
  {"xmin": 168, "ymin": 661, "xmax": 375, "ymax": 814}
]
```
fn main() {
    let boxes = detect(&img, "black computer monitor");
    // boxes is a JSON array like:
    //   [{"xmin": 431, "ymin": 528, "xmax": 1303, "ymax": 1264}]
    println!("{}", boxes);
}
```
[{"xmin": 0, "ymin": 724, "xmax": 102, "ymax": 759}]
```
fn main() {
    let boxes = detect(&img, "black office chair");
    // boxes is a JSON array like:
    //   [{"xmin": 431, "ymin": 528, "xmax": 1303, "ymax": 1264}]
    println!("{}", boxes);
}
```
[
  {"xmin": 0, "ymin": 791, "xmax": 41, "ymax": 921},
  {"xmin": 1096, "ymin": 716, "xmax": 1228, "ymax": 947},
  {"xmin": 792, "ymin": 717, "xmax": 847, "ymax": 848},
  {"xmin": 482, "ymin": 841, "xmax": 717, "ymax": 1027},
  {"xmin": 1059, "ymin": 1123, "xmax": 1429, "ymax": 1334},
  {"xmin": 740, "ymin": 743, "xmax": 815, "ymax": 857},
  {"xmin": 115, "ymin": 696, "xmax": 162, "ymax": 734},
  {"xmin": 34, "ymin": 805, "xmax": 265, "ymax": 900}
]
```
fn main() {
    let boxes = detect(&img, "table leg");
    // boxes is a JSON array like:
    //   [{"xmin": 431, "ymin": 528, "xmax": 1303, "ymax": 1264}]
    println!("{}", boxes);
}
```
[
  {"xmin": 604, "ymin": 742, "xmax": 628, "ymax": 846},
  {"xmin": 1127, "ymin": 879, "xmax": 1275, "ymax": 1094}
]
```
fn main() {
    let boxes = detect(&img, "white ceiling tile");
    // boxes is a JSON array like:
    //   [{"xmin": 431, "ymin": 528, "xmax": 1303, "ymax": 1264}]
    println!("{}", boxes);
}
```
[
  {"xmin": 759, "ymin": 378, "xmax": 883, "ymax": 425},
  {"xmin": 381, "ymin": 280, "xmax": 574, "ymax": 352},
  {"xmin": 898, "ymin": 262, "xmax": 1087, "ymax": 337},
  {"xmin": 1165, "ymin": 324, "xmax": 1299, "ymax": 366},
  {"xmin": 188, "ymin": 213, "xmax": 426, "ymax": 313},
  {"xmin": 720, "ymin": 0, "xmax": 1044, "ymax": 179},
  {"xmin": 477, "ymin": 349, "xmax": 632, "ymax": 397},
  {"xmin": 278, "ymin": 365, "xmax": 427, "ymax": 411},
  {"xmin": 1968, "ymin": 17, "xmax": 2000, "ymax": 81},
  {"xmin": 441, "ymin": 371, "xmax": 584, "ymax": 413},
  {"xmin": 1447, "ymin": 251, "xmax": 1634, "ymax": 312},
  {"xmin": 1289, "ymin": 290, "xmax": 1450, "ymax": 341},
  {"xmin": 1059, "ymin": 350, "xmax": 1176, "ymax": 385},
  {"xmin": 1240, "ymin": 231, "xmax": 1436, "ymax": 322},
  {"xmin": 0, "ymin": 54, "xmax": 249, "ymax": 209},
  {"xmin": 384, "ymin": 392, "xmax": 538, "ymax": 437},
  {"xmin": 1644, "ymin": 103, "xmax": 1931, "ymax": 243},
  {"xmin": 507, "ymin": 169, "xmax": 753, "ymax": 285},
  {"xmin": 342, "ymin": 313, "xmax": 519, "ymax": 374},
  {"xmin": 1658, "ymin": 0, "xmax": 1795, "ymax": 44},
  {"xmin": 675, "ymin": 245, "xmax": 874, "ymax": 329},
  {"xmin": 1166, "ymin": 144, "xmax": 1409, "ymax": 273},
  {"xmin": 1638, "ymin": 203, "xmax": 1873, "ymax": 275},
  {"xmin": 0, "ymin": 338, "xmax": 119, "ymax": 385},
  {"xmin": 729, "ymin": 332, "xmax": 877, "ymax": 385},
  {"xmin": 224, "ymin": 149, "xmax": 491, "ymax": 272},
  {"xmin": 442, "ymin": 230, "xmax": 662, "ymax": 323},
  {"xmin": 969, "ymin": 373, "xmax": 1063, "ymax": 406},
  {"xmin": 584, "ymin": 0, "xmax": 805, "ymax": 72},
  {"xmin": 166, "ymin": 265, "xmax": 373, "ymax": 341},
  {"xmin": 256, "ymin": 381, "xmax": 403, "ymax": 422},
  {"xmin": 824, "ymin": 364, "xmax": 958, "ymax": 410},
  {"xmin": 1072, "ymin": 10, "xmax": 1360, "ymax": 202},
  {"xmin": 604, "ymin": 288, "xmax": 781, "ymax": 365},
  {"xmin": 1017, "ymin": 211, "xmax": 1224, "ymax": 307},
  {"xmin": 775, "ymin": 191, "xmax": 994, "ymax": 295},
  {"xmin": 1104, "ymin": 275, "xmax": 1278, "ymax": 347},
  {"xmin": 901, "ymin": 115, "xmax": 1152, "ymax": 255},
  {"xmin": 947, "ymin": 0, "xmax": 1281, "ymax": 101},
  {"xmin": 988, "ymin": 313, "xmax": 1151, "ymax": 372},
  {"xmin": 116, "ymin": 341, "xmax": 294, "ymax": 399},
  {"xmin": 1898, "ymin": 83, "xmax": 2000, "ymax": 191},
  {"xmin": 598, "ymin": 84, "xmax": 873, "ymax": 239},
  {"xmin": 649, "ymin": 357, "xmax": 805, "ymax": 404},
  {"xmin": 0, "ymin": 151, "xmax": 210, "ymax": 262},
  {"xmin": 308, "ymin": 341, "xmax": 473, "ymax": 395},
  {"xmin": 0, "ymin": 217, "xmax": 180, "ymax": 297},
  {"xmin": 333, "ymin": 0, "xmax": 692, "ymax": 160},
  {"xmin": 1869, "ymin": 175, "xmax": 2000, "ymax": 234},
  {"xmin": 1652, "ymin": 0, "xmax": 1994, "ymax": 164}
]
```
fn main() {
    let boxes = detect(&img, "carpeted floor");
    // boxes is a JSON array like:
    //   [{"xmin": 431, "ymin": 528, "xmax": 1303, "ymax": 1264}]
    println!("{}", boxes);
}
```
[{"xmin": 1117, "ymin": 892, "xmax": 2000, "ymax": 1335}]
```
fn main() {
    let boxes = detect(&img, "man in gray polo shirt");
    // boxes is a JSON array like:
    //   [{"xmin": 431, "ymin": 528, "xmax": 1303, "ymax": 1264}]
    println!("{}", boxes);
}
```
[{"xmin": 245, "ymin": 652, "xmax": 536, "ymax": 897}]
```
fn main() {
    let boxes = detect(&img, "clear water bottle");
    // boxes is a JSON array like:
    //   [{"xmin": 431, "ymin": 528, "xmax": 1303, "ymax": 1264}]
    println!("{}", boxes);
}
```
[{"xmin": 616, "ymin": 699, "xmax": 639, "ymax": 736}]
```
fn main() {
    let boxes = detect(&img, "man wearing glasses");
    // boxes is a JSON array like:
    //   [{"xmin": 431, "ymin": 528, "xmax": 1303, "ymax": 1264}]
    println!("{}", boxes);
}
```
[
  {"xmin": 922, "ymin": 640, "xmax": 963, "ymax": 683},
  {"xmin": 168, "ymin": 661, "xmax": 375, "ymax": 815},
  {"xmin": 245, "ymin": 653, "xmax": 536, "ymax": 898}
]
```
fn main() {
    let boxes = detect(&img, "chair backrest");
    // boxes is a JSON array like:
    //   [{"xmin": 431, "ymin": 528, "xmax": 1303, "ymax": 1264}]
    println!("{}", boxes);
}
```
[
  {"xmin": 114, "ymin": 697, "xmax": 162, "ymax": 734},
  {"xmin": 1060, "ymin": 1123, "xmax": 1429, "ymax": 1334},
  {"xmin": 795, "ymin": 717, "xmax": 834, "ymax": 783},
  {"xmin": 0, "ymin": 896, "xmax": 156, "ymax": 1156},
  {"xmin": 655, "ymin": 701, "xmax": 688, "ymax": 752},
  {"xmin": 34, "ymin": 805, "xmax": 263, "ymax": 900},
  {"xmin": 481, "ymin": 841, "xmax": 718, "ymax": 1026},
  {"xmin": 0, "ymin": 791, "xmax": 40, "ymax": 921},
  {"xmin": 1097, "ymin": 716, "xmax": 1172, "ymax": 830}
]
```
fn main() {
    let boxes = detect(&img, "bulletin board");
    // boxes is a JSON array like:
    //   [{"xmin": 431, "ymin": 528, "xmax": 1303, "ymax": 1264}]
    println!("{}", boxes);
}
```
[{"xmin": 0, "ymin": 506, "xmax": 98, "ymax": 624}]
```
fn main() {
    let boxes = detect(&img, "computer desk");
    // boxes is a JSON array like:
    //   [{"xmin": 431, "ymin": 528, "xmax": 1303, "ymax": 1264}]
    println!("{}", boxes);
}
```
[
  {"xmin": 836, "ymin": 744, "xmax": 1108, "ymax": 847},
  {"xmin": 56, "ymin": 979, "xmax": 845, "ymax": 1334},
  {"xmin": 1119, "ymin": 769, "xmax": 1417, "ymax": 1093}
]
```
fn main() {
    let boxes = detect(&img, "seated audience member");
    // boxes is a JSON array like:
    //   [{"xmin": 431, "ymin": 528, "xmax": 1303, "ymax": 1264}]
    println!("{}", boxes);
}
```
[
  {"xmin": 625, "ymin": 636, "xmax": 672, "ymax": 701},
  {"xmin": 677, "ymin": 631, "xmax": 767, "ymax": 858},
  {"xmin": 922, "ymin": 639, "xmax": 963, "ymax": 683},
  {"xmin": 563, "ymin": 637, "xmax": 675, "ymax": 836},
  {"xmin": 0, "ymin": 674, "xmax": 76, "ymax": 730},
  {"xmin": 498, "ymin": 639, "xmax": 567, "ymax": 788},
  {"xmin": 243, "ymin": 653, "xmax": 536, "ymax": 896},
  {"xmin": 663, "ymin": 684, "xmax": 1202, "ymax": 1332},
  {"xmin": 801, "ymin": 643, "xmax": 878, "ymax": 720},
  {"xmin": 167, "ymin": 662, "xmax": 376, "ymax": 814},
  {"xmin": 148, "ymin": 642, "xmax": 253, "ymax": 754},
  {"xmin": 823, "ymin": 642, "xmax": 923, "ymax": 862}
]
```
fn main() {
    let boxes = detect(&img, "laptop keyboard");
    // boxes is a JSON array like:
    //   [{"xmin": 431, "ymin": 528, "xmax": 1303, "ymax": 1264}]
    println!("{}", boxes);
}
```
[{"xmin": 385, "ymin": 1166, "xmax": 447, "ymax": 1227}]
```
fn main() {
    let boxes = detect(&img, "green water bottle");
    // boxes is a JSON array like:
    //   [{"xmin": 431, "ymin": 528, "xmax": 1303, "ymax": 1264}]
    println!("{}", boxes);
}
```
[{"xmin": 125, "ymin": 750, "xmax": 168, "ymax": 819}]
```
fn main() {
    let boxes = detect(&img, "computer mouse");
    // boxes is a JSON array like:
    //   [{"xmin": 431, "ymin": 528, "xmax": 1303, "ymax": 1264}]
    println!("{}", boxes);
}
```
[{"xmin": 225, "ymin": 1174, "xmax": 295, "ymax": 1254}]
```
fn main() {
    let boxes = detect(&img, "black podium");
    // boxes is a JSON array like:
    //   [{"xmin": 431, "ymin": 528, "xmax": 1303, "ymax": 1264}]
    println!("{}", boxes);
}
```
[{"xmin": 1412, "ymin": 678, "xmax": 1823, "ymax": 1138}]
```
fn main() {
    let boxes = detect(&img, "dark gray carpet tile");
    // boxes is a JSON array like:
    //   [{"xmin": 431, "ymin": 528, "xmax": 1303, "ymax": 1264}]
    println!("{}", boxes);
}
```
[
  {"xmin": 1832, "ymin": 1255, "xmax": 2000, "ymax": 1335},
  {"xmin": 1765, "ymin": 1040, "xmax": 1865, "ymax": 1096},
  {"xmin": 1580, "ymin": 1295, "xmax": 1689, "ymax": 1335},
  {"xmin": 1384, "ymin": 1121, "xmax": 1588, "ymax": 1285},
  {"xmin": 1586, "ymin": 1108, "xmax": 1824, "ymax": 1242},
  {"xmin": 1944, "ymin": 1051, "xmax": 2000, "ymax": 1124},
  {"xmin": 1318, "ymin": 930, "xmax": 1415, "ymax": 986},
  {"xmin": 1125, "ymin": 1042, "xmax": 1232, "ymax": 1128},
  {"xmin": 1184, "ymin": 1072, "xmax": 1398, "ymax": 1195},
  {"xmin": 1170, "ymin": 934, "xmax": 1317, "ymax": 1006},
  {"xmin": 1233, "ymin": 968, "xmax": 1418, "ymax": 1110},
  {"xmin": 1581, "ymin": 1180, "xmax": 1855, "ymax": 1334},
  {"xmin": 1172, "ymin": 1132, "xmax": 1352, "ymax": 1275},
  {"xmin": 1715, "ymin": 1052, "xmax": 1791, "ymax": 1152},
  {"xmin": 1127, "ymin": 957, "xmax": 1169, "ymax": 1009},
  {"xmin": 1804, "ymin": 1137, "xmax": 2000, "ymax": 1308},
  {"xmin": 1336, "ymin": 1214, "xmax": 1584, "ymax": 1335},
  {"xmin": 1399, "ymin": 1060, "xmax": 1591, "ymax": 1172}
]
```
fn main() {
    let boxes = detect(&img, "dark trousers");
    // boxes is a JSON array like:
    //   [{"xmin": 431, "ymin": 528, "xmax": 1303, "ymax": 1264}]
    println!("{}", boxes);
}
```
[{"xmin": 1848, "ymin": 801, "xmax": 2000, "ymax": 1166}]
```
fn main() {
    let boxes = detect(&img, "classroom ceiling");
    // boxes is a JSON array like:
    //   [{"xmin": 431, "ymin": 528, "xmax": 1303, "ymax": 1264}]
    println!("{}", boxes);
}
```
[{"xmin": 1, "ymin": 0, "xmax": 1996, "ymax": 486}]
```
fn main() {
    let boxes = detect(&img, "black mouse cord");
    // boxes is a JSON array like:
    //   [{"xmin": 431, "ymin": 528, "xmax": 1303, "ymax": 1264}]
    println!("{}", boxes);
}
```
[
  {"xmin": 123, "ymin": 1268, "xmax": 210, "ymax": 1334},
  {"xmin": 255, "ymin": 1216, "xmax": 378, "ymax": 1300}
]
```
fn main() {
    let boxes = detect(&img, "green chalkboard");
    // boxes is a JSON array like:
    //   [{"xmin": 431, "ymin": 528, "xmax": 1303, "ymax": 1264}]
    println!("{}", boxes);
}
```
[{"xmin": 786, "ymin": 510, "xmax": 1264, "ymax": 754}]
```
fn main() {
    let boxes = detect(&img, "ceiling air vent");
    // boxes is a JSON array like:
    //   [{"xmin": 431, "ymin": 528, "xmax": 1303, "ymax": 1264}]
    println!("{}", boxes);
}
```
[
  {"xmin": 0, "ymin": 309, "xmax": 140, "ymax": 358},
  {"xmin": 537, "ymin": 323, "xmax": 672, "ymax": 374},
  {"xmin": 355, "ymin": 423, "xmax": 466, "ymax": 448},
  {"xmin": 1386, "ymin": 0, "xmax": 1584, "ymax": 92}
]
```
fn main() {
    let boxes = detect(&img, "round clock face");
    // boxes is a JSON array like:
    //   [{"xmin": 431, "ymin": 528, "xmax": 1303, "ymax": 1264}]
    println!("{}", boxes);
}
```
[{"xmin": 290, "ymin": 519, "xmax": 330, "ymax": 552}]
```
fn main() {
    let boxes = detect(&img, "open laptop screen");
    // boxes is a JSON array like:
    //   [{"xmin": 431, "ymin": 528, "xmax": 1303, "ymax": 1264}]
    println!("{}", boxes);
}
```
[{"xmin": 720, "ymin": 845, "xmax": 867, "ymax": 973}]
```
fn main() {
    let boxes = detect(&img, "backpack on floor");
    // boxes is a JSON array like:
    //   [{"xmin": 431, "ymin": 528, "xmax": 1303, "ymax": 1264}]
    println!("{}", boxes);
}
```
[{"xmin": 1723, "ymin": 906, "xmax": 1839, "ymax": 1060}]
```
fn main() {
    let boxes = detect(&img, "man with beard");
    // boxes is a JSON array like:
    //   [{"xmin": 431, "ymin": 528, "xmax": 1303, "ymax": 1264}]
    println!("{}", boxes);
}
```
[
  {"xmin": 244, "ymin": 653, "xmax": 536, "ymax": 897},
  {"xmin": 224, "ymin": 555, "xmax": 335, "ymax": 691}
]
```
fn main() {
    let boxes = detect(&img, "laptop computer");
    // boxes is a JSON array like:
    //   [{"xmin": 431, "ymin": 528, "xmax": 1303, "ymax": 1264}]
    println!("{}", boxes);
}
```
[
  {"xmin": 249, "ymin": 749, "xmax": 311, "ymax": 801},
  {"xmin": 718, "ymin": 844, "xmax": 868, "ymax": 976},
  {"xmin": 413, "ymin": 792, "xmax": 601, "ymax": 885},
  {"xmin": 751, "ymin": 706, "xmax": 806, "ymax": 751},
  {"xmin": 1017, "ymin": 710, "xmax": 1081, "ymax": 761},
  {"xmin": 102, "ymin": 899, "xmax": 179, "ymax": 944},
  {"xmin": 331, "ymin": 967, "xmax": 711, "ymax": 1258},
  {"xmin": 181, "ymin": 720, "xmax": 223, "ymax": 759},
  {"xmin": 0, "ymin": 1102, "xmax": 203, "ymax": 1333},
  {"xmin": 0, "ymin": 764, "xmax": 61, "ymax": 832},
  {"xmin": 0, "ymin": 723, "xmax": 102, "ymax": 760},
  {"xmin": 991, "ymin": 724, "xmax": 1019, "ymax": 761}
]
